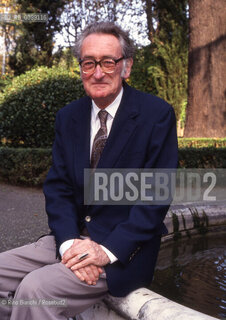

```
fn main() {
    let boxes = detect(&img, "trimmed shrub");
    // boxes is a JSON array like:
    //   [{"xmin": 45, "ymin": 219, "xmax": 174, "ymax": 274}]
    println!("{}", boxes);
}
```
[
  {"xmin": 0, "ymin": 147, "xmax": 51, "ymax": 186},
  {"xmin": 178, "ymin": 138, "xmax": 226, "ymax": 148},
  {"xmin": 0, "ymin": 74, "xmax": 13, "ymax": 92},
  {"xmin": 0, "ymin": 147, "xmax": 225, "ymax": 187},
  {"xmin": 179, "ymin": 148, "xmax": 226, "ymax": 168},
  {"xmin": 0, "ymin": 66, "xmax": 85, "ymax": 147}
]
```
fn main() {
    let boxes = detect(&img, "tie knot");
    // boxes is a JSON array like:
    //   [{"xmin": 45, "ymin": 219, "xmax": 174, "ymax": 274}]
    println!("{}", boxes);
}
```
[{"xmin": 98, "ymin": 110, "xmax": 108, "ymax": 128}]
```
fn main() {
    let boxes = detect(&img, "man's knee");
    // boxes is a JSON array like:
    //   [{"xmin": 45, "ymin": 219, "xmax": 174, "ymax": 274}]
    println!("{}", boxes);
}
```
[
  {"xmin": 0, "ymin": 251, "xmax": 13, "ymax": 282},
  {"xmin": 0, "ymin": 250, "xmax": 10, "ymax": 268},
  {"xmin": 15, "ymin": 269, "xmax": 49, "ymax": 298}
]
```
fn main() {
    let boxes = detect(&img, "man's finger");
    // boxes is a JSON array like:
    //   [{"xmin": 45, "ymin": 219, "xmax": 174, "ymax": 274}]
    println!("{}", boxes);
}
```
[
  {"xmin": 84, "ymin": 266, "xmax": 99, "ymax": 283},
  {"xmin": 74, "ymin": 267, "xmax": 97, "ymax": 285},
  {"xmin": 70, "ymin": 257, "xmax": 94, "ymax": 270},
  {"xmin": 62, "ymin": 240, "xmax": 92, "ymax": 263},
  {"xmin": 64, "ymin": 251, "xmax": 93, "ymax": 268},
  {"xmin": 74, "ymin": 270, "xmax": 85, "ymax": 282},
  {"xmin": 98, "ymin": 267, "xmax": 103, "ymax": 274},
  {"xmin": 89, "ymin": 264, "xmax": 101, "ymax": 280},
  {"xmin": 78, "ymin": 252, "xmax": 89, "ymax": 260}
]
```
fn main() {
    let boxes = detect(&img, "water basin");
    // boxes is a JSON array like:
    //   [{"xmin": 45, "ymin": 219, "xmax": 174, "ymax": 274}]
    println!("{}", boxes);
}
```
[{"xmin": 150, "ymin": 228, "xmax": 226, "ymax": 319}]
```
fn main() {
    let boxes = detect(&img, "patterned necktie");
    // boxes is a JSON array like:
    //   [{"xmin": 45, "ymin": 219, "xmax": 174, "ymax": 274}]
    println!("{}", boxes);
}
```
[{"xmin": 90, "ymin": 110, "xmax": 108, "ymax": 168}]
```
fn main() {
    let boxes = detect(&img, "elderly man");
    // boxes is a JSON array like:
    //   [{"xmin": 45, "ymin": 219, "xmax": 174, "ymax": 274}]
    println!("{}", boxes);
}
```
[{"xmin": 0, "ymin": 22, "xmax": 178, "ymax": 319}]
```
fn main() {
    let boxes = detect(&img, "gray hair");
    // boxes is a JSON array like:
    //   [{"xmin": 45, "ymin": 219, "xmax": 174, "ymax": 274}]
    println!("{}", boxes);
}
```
[{"xmin": 74, "ymin": 21, "xmax": 135, "ymax": 60}]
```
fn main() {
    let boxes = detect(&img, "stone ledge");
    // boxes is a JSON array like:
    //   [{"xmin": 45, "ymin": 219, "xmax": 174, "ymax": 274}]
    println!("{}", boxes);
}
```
[
  {"xmin": 164, "ymin": 203, "xmax": 226, "ymax": 236},
  {"xmin": 77, "ymin": 288, "xmax": 217, "ymax": 320}
]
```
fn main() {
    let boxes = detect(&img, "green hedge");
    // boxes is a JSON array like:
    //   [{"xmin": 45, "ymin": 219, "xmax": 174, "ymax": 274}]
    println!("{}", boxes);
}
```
[
  {"xmin": 178, "ymin": 138, "xmax": 226, "ymax": 148},
  {"xmin": 0, "ymin": 147, "xmax": 225, "ymax": 187},
  {"xmin": 0, "ymin": 66, "xmax": 85, "ymax": 148},
  {"xmin": 179, "ymin": 148, "xmax": 226, "ymax": 168},
  {"xmin": 0, "ymin": 148, "xmax": 51, "ymax": 186}
]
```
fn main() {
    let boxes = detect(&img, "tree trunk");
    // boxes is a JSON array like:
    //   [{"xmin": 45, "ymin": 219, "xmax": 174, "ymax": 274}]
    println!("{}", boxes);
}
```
[
  {"xmin": 184, "ymin": 0, "xmax": 226, "ymax": 137},
  {"xmin": 145, "ymin": 0, "xmax": 155, "ymax": 43}
]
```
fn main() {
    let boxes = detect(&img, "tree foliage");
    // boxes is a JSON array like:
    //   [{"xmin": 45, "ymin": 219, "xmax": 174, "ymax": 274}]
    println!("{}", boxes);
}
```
[
  {"xmin": 8, "ymin": 0, "xmax": 68, "ymax": 75},
  {"xmin": 0, "ymin": 0, "xmax": 20, "ymax": 75},
  {"xmin": 131, "ymin": 0, "xmax": 188, "ymax": 120},
  {"xmin": 60, "ymin": 0, "xmax": 147, "ymax": 47},
  {"xmin": 147, "ymin": 26, "xmax": 188, "ymax": 119}
]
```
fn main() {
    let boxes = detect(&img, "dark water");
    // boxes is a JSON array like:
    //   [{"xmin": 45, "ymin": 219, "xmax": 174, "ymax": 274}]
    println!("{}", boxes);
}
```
[{"xmin": 150, "ymin": 229, "xmax": 226, "ymax": 319}]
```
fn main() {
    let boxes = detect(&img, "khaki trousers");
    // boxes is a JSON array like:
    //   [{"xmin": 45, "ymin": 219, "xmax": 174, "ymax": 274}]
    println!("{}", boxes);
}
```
[{"xmin": 0, "ymin": 235, "xmax": 108, "ymax": 320}]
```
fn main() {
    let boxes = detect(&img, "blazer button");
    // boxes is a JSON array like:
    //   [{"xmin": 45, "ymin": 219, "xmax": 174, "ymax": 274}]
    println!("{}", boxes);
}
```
[{"xmin": 85, "ymin": 216, "xmax": 91, "ymax": 222}]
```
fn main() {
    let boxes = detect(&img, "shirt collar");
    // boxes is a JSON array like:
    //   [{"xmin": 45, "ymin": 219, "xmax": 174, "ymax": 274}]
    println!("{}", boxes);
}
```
[{"xmin": 92, "ymin": 87, "xmax": 123, "ymax": 120}]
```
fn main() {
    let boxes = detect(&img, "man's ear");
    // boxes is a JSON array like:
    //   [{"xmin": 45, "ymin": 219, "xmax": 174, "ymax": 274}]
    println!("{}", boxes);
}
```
[{"xmin": 121, "ymin": 58, "xmax": 133, "ymax": 79}]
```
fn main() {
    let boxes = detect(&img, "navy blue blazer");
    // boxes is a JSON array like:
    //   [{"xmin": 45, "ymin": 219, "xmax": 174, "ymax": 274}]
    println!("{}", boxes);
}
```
[{"xmin": 43, "ymin": 82, "xmax": 178, "ymax": 297}]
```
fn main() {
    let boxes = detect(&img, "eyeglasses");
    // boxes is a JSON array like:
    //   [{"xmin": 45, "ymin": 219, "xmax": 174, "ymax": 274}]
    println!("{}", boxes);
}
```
[{"xmin": 79, "ymin": 57, "xmax": 124, "ymax": 74}]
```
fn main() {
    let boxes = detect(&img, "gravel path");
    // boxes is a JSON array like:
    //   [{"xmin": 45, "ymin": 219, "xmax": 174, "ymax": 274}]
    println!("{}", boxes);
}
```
[{"xmin": 0, "ymin": 183, "xmax": 49, "ymax": 252}]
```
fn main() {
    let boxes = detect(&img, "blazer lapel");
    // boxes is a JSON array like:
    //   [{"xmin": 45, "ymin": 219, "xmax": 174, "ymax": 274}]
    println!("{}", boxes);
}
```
[{"xmin": 72, "ymin": 97, "xmax": 92, "ymax": 185}]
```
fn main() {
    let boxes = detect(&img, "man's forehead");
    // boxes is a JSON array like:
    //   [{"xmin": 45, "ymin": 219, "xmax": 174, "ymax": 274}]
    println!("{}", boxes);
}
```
[
  {"xmin": 81, "ymin": 33, "xmax": 122, "ymax": 56},
  {"xmin": 83, "ymin": 32, "xmax": 119, "ymax": 42}
]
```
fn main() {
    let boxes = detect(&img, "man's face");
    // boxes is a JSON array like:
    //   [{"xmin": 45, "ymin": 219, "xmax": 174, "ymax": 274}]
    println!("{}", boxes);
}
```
[{"xmin": 80, "ymin": 33, "xmax": 133, "ymax": 108}]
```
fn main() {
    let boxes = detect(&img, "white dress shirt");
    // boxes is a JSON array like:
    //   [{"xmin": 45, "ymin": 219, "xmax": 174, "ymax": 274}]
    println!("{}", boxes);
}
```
[{"xmin": 59, "ymin": 88, "xmax": 123, "ymax": 264}]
